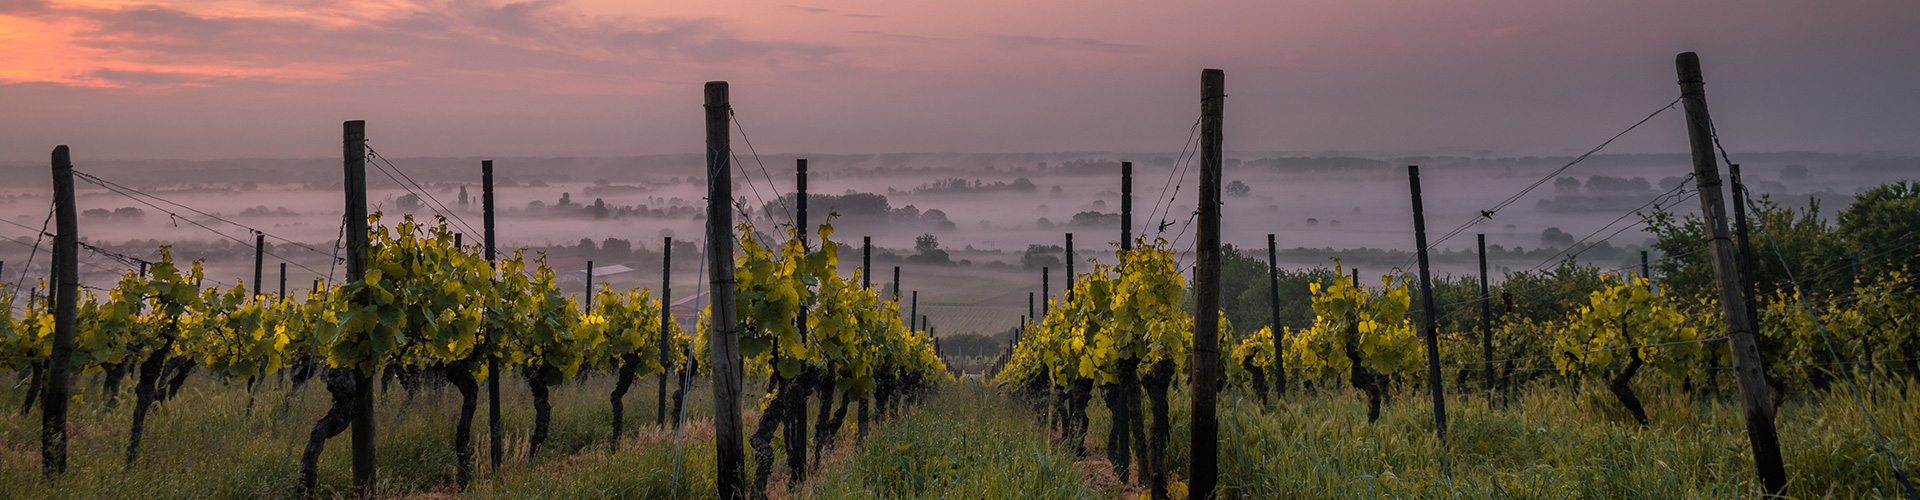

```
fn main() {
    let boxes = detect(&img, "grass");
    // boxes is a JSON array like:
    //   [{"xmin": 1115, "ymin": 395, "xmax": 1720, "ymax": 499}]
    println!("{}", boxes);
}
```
[
  {"xmin": 1, "ymin": 370, "xmax": 728, "ymax": 499},
  {"xmin": 8, "ymin": 369, "xmax": 1917, "ymax": 499},
  {"xmin": 1081, "ymin": 377, "xmax": 1919, "ymax": 499},
  {"xmin": 798, "ymin": 381, "xmax": 1103, "ymax": 499}
]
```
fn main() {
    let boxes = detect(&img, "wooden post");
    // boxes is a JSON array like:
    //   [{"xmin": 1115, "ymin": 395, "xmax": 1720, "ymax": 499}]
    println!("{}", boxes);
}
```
[
  {"xmin": 910, "ymin": 291, "xmax": 919, "ymax": 333},
  {"xmin": 1065, "ymin": 233, "xmax": 1074, "ymax": 300},
  {"xmin": 1122, "ymin": 162, "xmax": 1133, "ymax": 252},
  {"xmin": 705, "ymin": 81, "xmax": 746, "ymax": 500},
  {"xmin": 343, "ymin": 120, "xmax": 376, "ymax": 495},
  {"xmin": 1189, "ymin": 67, "xmax": 1224, "ymax": 499},
  {"xmin": 280, "ymin": 262, "xmax": 288, "ymax": 300},
  {"xmin": 1351, "ymin": 268, "xmax": 1360, "ymax": 287},
  {"xmin": 659, "ymin": 237, "xmax": 671, "ymax": 426},
  {"xmin": 585, "ymin": 261, "xmax": 594, "ymax": 310},
  {"xmin": 1407, "ymin": 165, "xmax": 1448, "ymax": 443},
  {"xmin": 1730, "ymin": 164, "xmax": 1759, "ymax": 334},
  {"xmin": 42, "ymin": 145, "xmax": 78, "ymax": 478},
  {"xmin": 1029, "ymin": 292, "xmax": 1035, "ymax": 323},
  {"xmin": 254, "ymin": 231, "xmax": 266, "ymax": 300},
  {"xmin": 1676, "ymin": 51, "xmax": 1786, "ymax": 495},
  {"xmin": 893, "ymin": 266, "xmax": 901, "ymax": 302},
  {"xmin": 1041, "ymin": 267, "xmax": 1050, "ymax": 318},
  {"xmin": 1478, "ymin": 234, "xmax": 1493, "ymax": 404},
  {"xmin": 482, "ymin": 159, "xmax": 503, "ymax": 473},
  {"xmin": 797, "ymin": 159, "xmax": 809, "ymax": 339},
  {"xmin": 1267, "ymin": 234, "xmax": 1284, "ymax": 397}
]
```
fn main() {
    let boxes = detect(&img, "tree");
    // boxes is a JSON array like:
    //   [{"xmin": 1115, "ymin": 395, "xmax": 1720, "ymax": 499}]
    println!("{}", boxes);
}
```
[
  {"xmin": 1022, "ymin": 244, "xmax": 1063, "ymax": 269},
  {"xmin": 1836, "ymin": 181, "xmax": 1920, "ymax": 282},
  {"xmin": 1224, "ymin": 180, "xmax": 1251, "ymax": 197},
  {"xmin": 909, "ymin": 234, "xmax": 951, "ymax": 265},
  {"xmin": 600, "ymin": 238, "xmax": 632, "ymax": 260}
]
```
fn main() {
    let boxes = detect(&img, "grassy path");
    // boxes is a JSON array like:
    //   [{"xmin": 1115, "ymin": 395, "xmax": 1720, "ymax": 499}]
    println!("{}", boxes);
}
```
[{"xmin": 799, "ymin": 380, "xmax": 1105, "ymax": 500}]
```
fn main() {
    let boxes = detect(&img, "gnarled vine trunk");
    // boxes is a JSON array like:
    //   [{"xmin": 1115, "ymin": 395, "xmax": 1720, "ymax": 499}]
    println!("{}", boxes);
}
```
[
  {"xmin": 810, "ymin": 362, "xmax": 836, "ymax": 467},
  {"xmin": 125, "ymin": 339, "xmax": 174, "ymax": 467},
  {"xmin": 18, "ymin": 361, "xmax": 45, "ymax": 416},
  {"xmin": 526, "ymin": 365, "xmax": 555, "ymax": 458},
  {"xmin": 749, "ymin": 371, "xmax": 817, "ymax": 500},
  {"xmin": 609, "ymin": 353, "xmax": 640, "ymax": 450},
  {"xmin": 1102, "ymin": 380, "xmax": 1131, "ymax": 482},
  {"xmin": 160, "ymin": 357, "xmax": 194, "ymax": 401},
  {"xmin": 1344, "ymin": 341, "xmax": 1384, "ymax": 423},
  {"xmin": 101, "ymin": 359, "xmax": 131, "ymax": 410},
  {"xmin": 1609, "ymin": 346, "xmax": 1650, "ymax": 427},
  {"xmin": 298, "ymin": 367, "xmax": 358, "ymax": 500},
  {"xmin": 1066, "ymin": 377, "xmax": 1093, "ymax": 457},
  {"xmin": 446, "ymin": 359, "xmax": 480, "ymax": 488},
  {"xmin": 1143, "ymin": 359, "xmax": 1175, "ymax": 500}
]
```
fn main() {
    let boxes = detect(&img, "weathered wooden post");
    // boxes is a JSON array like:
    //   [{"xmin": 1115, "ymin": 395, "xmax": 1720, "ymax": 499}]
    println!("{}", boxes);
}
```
[
  {"xmin": 1408, "ymin": 165, "xmax": 1448, "ymax": 443},
  {"xmin": 254, "ymin": 232, "xmax": 266, "ymax": 300},
  {"xmin": 658, "ymin": 237, "xmax": 671, "ymax": 426},
  {"xmin": 859, "ymin": 236, "xmax": 871, "ymax": 442},
  {"xmin": 1065, "ymin": 233, "xmax": 1074, "ymax": 300},
  {"xmin": 1122, "ymin": 162, "xmax": 1133, "ymax": 251},
  {"xmin": 1268, "ymin": 234, "xmax": 1284, "ymax": 398},
  {"xmin": 705, "ymin": 81, "xmax": 746, "ymax": 500},
  {"xmin": 1189, "ymin": 68, "xmax": 1224, "ymax": 499},
  {"xmin": 42, "ymin": 145, "xmax": 78, "ymax": 478},
  {"xmin": 483, "ymin": 159, "xmax": 503, "ymax": 473},
  {"xmin": 1479, "ymin": 234, "xmax": 1494, "ymax": 404},
  {"xmin": 585, "ymin": 261, "xmax": 594, "ymax": 310},
  {"xmin": 1730, "ymin": 164, "xmax": 1759, "ymax": 334},
  {"xmin": 1676, "ymin": 51, "xmax": 1786, "ymax": 495},
  {"xmin": 342, "ymin": 120, "xmax": 377, "ymax": 495},
  {"xmin": 281, "ymin": 262, "xmax": 288, "ymax": 299}
]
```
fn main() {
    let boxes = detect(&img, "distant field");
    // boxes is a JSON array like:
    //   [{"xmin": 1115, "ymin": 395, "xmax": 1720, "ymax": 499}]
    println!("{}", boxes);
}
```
[{"xmin": 892, "ymin": 263, "xmax": 1036, "ymax": 336}]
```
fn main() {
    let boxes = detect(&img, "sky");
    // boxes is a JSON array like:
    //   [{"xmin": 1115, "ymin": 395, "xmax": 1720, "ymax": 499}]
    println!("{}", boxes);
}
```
[{"xmin": 2, "ymin": 0, "xmax": 1918, "ymax": 161}]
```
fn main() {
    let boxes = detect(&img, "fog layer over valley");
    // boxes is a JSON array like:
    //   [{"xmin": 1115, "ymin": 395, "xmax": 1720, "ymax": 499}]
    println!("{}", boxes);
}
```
[{"xmin": 0, "ymin": 151, "xmax": 1908, "ymax": 337}]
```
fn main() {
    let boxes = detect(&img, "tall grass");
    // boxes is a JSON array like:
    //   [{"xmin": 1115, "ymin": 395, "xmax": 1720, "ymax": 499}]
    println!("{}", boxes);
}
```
[
  {"xmin": 8, "ymin": 370, "xmax": 1913, "ymax": 499},
  {"xmin": 1085, "ymin": 377, "xmax": 1917, "ymax": 499},
  {"xmin": 0, "ymin": 371, "xmax": 726, "ymax": 499},
  {"xmin": 800, "ymin": 381, "xmax": 1104, "ymax": 499}
]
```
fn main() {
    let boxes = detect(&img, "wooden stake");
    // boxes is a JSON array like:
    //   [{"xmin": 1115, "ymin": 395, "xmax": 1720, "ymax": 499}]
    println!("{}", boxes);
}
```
[
  {"xmin": 1268, "ymin": 234, "xmax": 1284, "ymax": 397},
  {"xmin": 705, "ymin": 81, "xmax": 746, "ymax": 500},
  {"xmin": 482, "ymin": 159, "xmax": 503, "ymax": 473},
  {"xmin": 1189, "ymin": 68, "xmax": 1224, "ymax": 499},
  {"xmin": 1479, "ymin": 234, "xmax": 1494, "ymax": 405},
  {"xmin": 1041, "ymin": 267, "xmax": 1049, "ymax": 318},
  {"xmin": 1065, "ymin": 233, "xmax": 1074, "ymax": 300},
  {"xmin": 42, "ymin": 145, "xmax": 78, "ymax": 478},
  {"xmin": 1730, "ymin": 164, "xmax": 1760, "ymax": 335},
  {"xmin": 659, "ymin": 237, "xmax": 671, "ymax": 426},
  {"xmin": 343, "ymin": 120, "xmax": 376, "ymax": 495},
  {"xmin": 585, "ymin": 261, "xmax": 594, "ymax": 310},
  {"xmin": 1122, "ymin": 162, "xmax": 1133, "ymax": 251},
  {"xmin": 281, "ymin": 262, "xmax": 288, "ymax": 300},
  {"xmin": 254, "ymin": 232, "xmax": 265, "ymax": 300},
  {"xmin": 1676, "ymin": 51, "xmax": 1786, "ymax": 495},
  {"xmin": 1408, "ymin": 165, "xmax": 1448, "ymax": 443}
]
